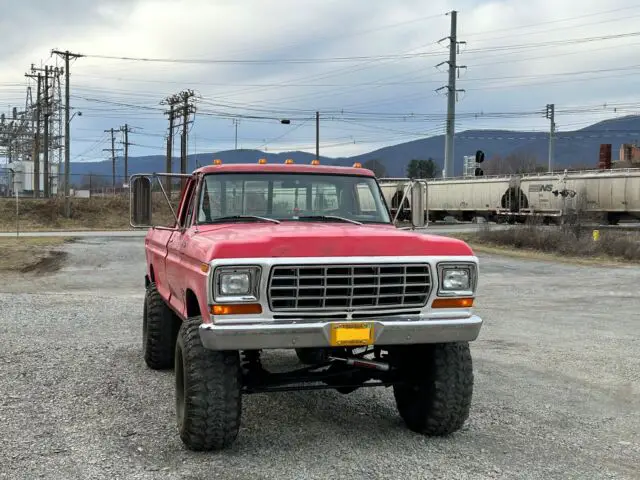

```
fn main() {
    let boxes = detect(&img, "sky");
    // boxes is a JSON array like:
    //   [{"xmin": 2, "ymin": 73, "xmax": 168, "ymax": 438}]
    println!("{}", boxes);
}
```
[{"xmin": 1, "ymin": 0, "xmax": 640, "ymax": 163}]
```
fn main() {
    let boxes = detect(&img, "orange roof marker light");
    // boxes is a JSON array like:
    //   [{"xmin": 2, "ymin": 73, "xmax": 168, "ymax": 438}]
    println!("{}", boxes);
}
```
[
  {"xmin": 284, "ymin": 159, "xmax": 294, "ymax": 164},
  {"xmin": 311, "ymin": 159, "xmax": 320, "ymax": 165},
  {"xmin": 353, "ymin": 162, "xmax": 362, "ymax": 168},
  {"xmin": 213, "ymin": 159, "xmax": 222, "ymax": 165},
  {"xmin": 258, "ymin": 158, "xmax": 267, "ymax": 164}
]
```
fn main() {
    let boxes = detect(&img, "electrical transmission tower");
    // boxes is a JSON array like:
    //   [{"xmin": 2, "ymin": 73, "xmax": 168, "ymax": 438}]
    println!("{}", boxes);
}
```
[
  {"xmin": 436, "ymin": 10, "xmax": 466, "ymax": 179},
  {"xmin": 1, "ymin": 78, "xmax": 39, "ymax": 197},
  {"xmin": 25, "ymin": 64, "xmax": 63, "ymax": 197}
]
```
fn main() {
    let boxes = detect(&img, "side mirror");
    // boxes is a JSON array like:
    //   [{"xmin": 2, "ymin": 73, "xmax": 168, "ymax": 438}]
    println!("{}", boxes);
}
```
[
  {"xmin": 411, "ymin": 181, "xmax": 426, "ymax": 228},
  {"xmin": 131, "ymin": 175, "xmax": 152, "ymax": 226}
]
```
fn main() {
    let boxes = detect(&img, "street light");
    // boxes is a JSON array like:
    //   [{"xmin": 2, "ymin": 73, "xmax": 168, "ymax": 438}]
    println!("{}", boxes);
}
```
[
  {"xmin": 67, "ymin": 110, "xmax": 82, "ymax": 125},
  {"xmin": 64, "ymin": 110, "xmax": 82, "ymax": 217}
]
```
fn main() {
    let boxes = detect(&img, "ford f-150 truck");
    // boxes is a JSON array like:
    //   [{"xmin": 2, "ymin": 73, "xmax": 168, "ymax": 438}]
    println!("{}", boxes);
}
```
[{"xmin": 130, "ymin": 159, "xmax": 483, "ymax": 451}]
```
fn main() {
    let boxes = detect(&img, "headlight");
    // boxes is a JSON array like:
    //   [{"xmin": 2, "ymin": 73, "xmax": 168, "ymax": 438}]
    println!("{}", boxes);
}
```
[
  {"xmin": 443, "ymin": 269, "xmax": 470, "ymax": 290},
  {"xmin": 214, "ymin": 266, "xmax": 261, "ymax": 301},
  {"xmin": 437, "ymin": 263, "xmax": 476, "ymax": 296},
  {"xmin": 220, "ymin": 272, "xmax": 250, "ymax": 295}
]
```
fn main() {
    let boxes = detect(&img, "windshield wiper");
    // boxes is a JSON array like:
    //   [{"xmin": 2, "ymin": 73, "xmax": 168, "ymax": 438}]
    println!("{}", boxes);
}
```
[
  {"xmin": 297, "ymin": 215, "xmax": 363, "ymax": 225},
  {"xmin": 207, "ymin": 215, "xmax": 281, "ymax": 224}
]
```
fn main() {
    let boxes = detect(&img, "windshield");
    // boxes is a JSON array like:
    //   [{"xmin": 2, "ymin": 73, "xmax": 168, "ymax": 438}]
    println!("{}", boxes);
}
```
[{"xmin": 196, "ymin": 172, "xmax": 391, "ymax": 224}]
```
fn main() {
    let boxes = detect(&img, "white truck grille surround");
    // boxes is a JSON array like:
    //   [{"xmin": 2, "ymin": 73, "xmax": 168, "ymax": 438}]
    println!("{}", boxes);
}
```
[{"xmin": 268, "ymin": 263, "xmax": 432, "ymax": 312}]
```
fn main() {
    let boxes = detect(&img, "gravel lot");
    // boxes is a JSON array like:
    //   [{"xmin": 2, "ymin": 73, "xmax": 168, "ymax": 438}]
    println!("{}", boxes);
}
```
[{"xmin": 1, "ymin": 237, "xmax": 639, "ymax": 479}]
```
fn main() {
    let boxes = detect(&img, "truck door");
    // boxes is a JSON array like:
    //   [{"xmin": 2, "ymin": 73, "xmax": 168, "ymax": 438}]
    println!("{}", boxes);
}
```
[
  {"xmin": 146, "ymin": 228, "xmax": 176, "ymax": 302},
  {"xmin": 165, "ymin": 177, "xmax": 199, "ymax": 316}
]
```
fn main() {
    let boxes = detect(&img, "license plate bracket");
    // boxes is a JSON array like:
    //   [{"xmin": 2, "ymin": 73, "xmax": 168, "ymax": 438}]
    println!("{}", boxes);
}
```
[{"xmin": 329, "ymin": 322, "xmax": 374, "ymax": 347}]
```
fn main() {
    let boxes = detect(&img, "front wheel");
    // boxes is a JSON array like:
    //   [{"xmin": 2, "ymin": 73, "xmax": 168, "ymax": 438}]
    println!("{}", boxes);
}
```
[
  {"xmin": 175, "ymin": 317, "xmax": 242, "ymax": 451},
  {"xmin": 392, "ymin": 342, "xmax": 474, "ymax": 436}
]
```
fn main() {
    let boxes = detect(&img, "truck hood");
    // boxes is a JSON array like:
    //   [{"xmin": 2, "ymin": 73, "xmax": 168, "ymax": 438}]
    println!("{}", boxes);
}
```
[{"xmin": 187, "ymin": 222, "xmax": 474, "ymax": 259}]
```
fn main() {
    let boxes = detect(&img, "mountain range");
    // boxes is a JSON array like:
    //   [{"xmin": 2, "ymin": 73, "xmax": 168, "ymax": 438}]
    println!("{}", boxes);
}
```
[{"xmin": 64, "ymin": 115, "xmax": 640, "ymax": 184}]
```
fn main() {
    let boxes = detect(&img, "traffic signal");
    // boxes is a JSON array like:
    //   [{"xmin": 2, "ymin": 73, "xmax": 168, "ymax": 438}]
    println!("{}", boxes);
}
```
[{"xmin": 474, "ymin": 150, "xmax": 485, "ymax": 176}]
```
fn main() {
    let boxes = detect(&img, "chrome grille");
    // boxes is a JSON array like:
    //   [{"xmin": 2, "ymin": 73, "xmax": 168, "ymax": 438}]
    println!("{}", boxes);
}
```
[{"xmin": 268, "ymin": 263, "xmax": 432, "ymax": 312}]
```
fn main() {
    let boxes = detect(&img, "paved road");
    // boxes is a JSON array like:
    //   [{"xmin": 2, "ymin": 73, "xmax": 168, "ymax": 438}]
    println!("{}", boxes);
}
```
[{"xmin": 1, "ymin": 237, "xmax": 638, "ymax": 479}]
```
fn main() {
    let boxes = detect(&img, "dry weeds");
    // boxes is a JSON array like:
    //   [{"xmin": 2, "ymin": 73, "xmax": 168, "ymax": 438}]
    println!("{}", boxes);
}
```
[
  {"xmin": 469, "ymin": 222, "xmax": 640, "ymax": 263},
  {"xmin": 0, "ymin": 194, "xmax": 176, "ymax": 232}
]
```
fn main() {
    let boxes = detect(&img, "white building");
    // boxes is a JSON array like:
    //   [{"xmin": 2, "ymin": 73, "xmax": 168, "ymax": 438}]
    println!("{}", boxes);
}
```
[{"xmin": 9, "ymin": 160, "xmax": 59, "ymax": 195}]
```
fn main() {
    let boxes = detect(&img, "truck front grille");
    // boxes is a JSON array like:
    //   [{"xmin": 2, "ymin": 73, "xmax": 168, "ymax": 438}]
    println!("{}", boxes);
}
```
[{"xmin": 268, "ymin": 263, "xmax": 432, "ymax": 312}]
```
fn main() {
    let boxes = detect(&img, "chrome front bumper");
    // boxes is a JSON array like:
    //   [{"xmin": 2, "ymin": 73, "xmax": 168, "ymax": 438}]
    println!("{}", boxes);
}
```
[{"xmin": 198, "ymin": 315, "xmax": 483, "ymax": 351}]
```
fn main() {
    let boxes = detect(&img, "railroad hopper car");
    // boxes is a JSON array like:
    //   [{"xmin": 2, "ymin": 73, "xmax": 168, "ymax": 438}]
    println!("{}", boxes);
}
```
[
  {"xmin": 519, "ymin": 169, "xmax": 640, "ymax": 224},
  {"xmin": 378, "ymin": 168, "xmax": 640, "ymax": 224},
  {"xmin": 379, "ymin": 176, "xmax": 519, "ymax": 222}
]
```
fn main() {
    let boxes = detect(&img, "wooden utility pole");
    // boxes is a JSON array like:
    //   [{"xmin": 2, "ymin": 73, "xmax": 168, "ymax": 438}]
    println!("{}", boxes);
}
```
[
  {"xmin": 34, "ymin": 75, "xmax": 41, "ymax": 197},
  {"xmin": 120, "ymin": 123, "xmax": 132, "ymax": 182},
  {"xmin": 52, "ymin": 50, "xmax": 83, "ymax": 216},
  {"xmin": 104, "ymin": 128, "xmax": 116, "ymax": 188},
  {"xmin": 43, "ymin": 66, "xmax": 50, "ymax": 197},
  {"xmin": 315, "ymin": 111, "xmax": 319, "ymax": 160},
  {"xmin": 163, "ymin": 89, "xmax": 195, "ymax": 193}
]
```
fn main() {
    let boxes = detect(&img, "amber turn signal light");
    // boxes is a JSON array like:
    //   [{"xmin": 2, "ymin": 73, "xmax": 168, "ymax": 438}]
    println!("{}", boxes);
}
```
[
  {"xmin": 431, "ymin": 297, "xmax": 474, "ymax": 308},
  {"xmin": 211, "ymin": 304, "xmax": 262, "ymax": 315}
]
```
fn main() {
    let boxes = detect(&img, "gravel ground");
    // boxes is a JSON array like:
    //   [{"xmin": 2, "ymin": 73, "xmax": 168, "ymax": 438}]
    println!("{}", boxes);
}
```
[{"xmin": 1, "ymin": 237, "xmax": 639, "ymax": 479}]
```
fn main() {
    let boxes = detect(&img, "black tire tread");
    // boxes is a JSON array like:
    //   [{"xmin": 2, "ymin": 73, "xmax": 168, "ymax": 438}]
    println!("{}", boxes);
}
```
[
  {"xmin": 393, "ymin": 342, "xmax": 473, "ymax": 436},
  {"xmin": 144, "ymin": 283, "xmax": 180, "ymax": 370},
  {"xmin": 177, "ymin": 317, "xmax": 241, "ymax": 451}
]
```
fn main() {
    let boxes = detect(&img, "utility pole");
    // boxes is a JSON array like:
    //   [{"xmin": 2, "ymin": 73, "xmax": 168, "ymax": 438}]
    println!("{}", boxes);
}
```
[
  {"xmin": 34, "ymin": 75, "xmax": 41, "ymax": 197},
  {"xmin": 167, "ymin": 104, "xmax": 175, "ymax": 195},
  {"xmin": 52, "ymin": 50, "xmax": 83, "ymax": 217},
  {"xmin": 43, "ymin": 66, "xmax": 50, "ymax": 197},
  {"xmin": 161, "ymin": 90, "xmax": 195, "ymax": 192},
  {"xmin": 233, "ymin": 119, "xmax": 239, "ymax": 150},
  {"xmin": 120, "ymin": 124, "xmax": 132, "ymax": 183},
  {"xmin": 545, "ymin": 104, "xmax": 556, "ymax": 173},
  {"xmin": 437, "ymin": 11, "xmax": 466, "ymax": 178},
  {"xmin": 104, "ymin": 128, "xmax": 116, "ymax": 188},
  {"xmin": 315, "ymin": 111, "xmax": 319, "ymax": 160}
]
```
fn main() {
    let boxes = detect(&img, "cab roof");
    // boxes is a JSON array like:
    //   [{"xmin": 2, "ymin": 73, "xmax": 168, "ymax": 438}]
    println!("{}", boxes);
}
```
[{"xmin": 194, "ymin": 163, "xmax": 375, "ymax": 177}]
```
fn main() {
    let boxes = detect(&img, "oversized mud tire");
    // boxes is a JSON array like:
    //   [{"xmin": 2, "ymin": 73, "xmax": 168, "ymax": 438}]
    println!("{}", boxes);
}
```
[
  {"xmin": 295, "ymin": 347, "xmax": 329, "ymax": 365},
  {"xmin": 175, "ymin": 317, "xmax": 242, "ymax": 451},
  {"xmin": 393, "ymin": 342, "xmax": 473, "ymax": 436},
  {"xmin": 143, "ymin": 283, "xmax": 180, "ymax": 370}
]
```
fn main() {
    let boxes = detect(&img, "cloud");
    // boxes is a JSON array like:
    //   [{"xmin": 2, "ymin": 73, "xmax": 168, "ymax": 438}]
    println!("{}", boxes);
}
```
[{"xmin": 1, "ymin": 0, "xmax": 640, "ymax": 161}]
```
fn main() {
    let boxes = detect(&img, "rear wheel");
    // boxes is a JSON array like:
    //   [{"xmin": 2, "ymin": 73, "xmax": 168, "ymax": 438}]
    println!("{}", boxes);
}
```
[
  {"xmin": 392, "ymin": 342, "xmax": 474, "ymax": 436},
  {"xmin": 143, "ymin": 283, "xmax": 180, "ymax": 370},
  {"xmin": 175, "ymin": 317, "xmax": 242, "ymax": 451}
]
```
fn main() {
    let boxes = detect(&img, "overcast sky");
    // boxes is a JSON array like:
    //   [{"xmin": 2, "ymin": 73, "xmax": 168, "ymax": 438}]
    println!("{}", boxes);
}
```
[{"xmin": 1, "ymin": 0, "xmax": 640, "ymax": 162}]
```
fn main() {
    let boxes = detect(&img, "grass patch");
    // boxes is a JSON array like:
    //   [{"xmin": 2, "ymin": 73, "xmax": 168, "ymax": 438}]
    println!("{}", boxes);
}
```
[
  {"xmin": 454, "ymin": 222, "xmax": 640, "ymax": 264},
  {"xmin": 0, "ymin": 194, "xmax": 176, "ymax": 232},
  {"xmin": 0, "ymin": 237, "xmax": 73, "ymax": 273}
]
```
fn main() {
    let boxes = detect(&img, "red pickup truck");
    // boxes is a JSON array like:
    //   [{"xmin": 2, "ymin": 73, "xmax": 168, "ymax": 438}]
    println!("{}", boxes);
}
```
[{"xmin": 130, "ymin": 160, "xmax": 482, "ymax": 451}]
